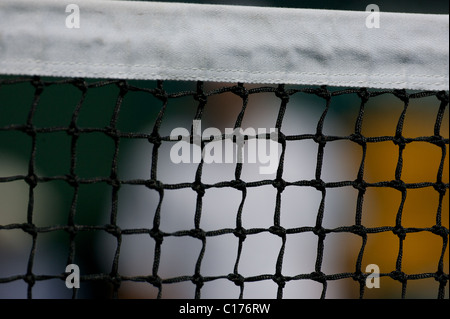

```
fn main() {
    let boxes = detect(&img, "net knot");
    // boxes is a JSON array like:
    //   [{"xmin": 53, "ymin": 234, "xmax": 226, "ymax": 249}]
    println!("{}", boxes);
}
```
[
  {"xmin": 24, "ymin": 274, "xmax": 36, "ymax": 286},
  {"xmin": 310, "ymin": 271, "xmax": 326, "ymax": 284},
  {"xmin": 351, "ymin": 225, "xmax": 367, "ymax": 237},
  {"xmin": 105, "ymin": 224, "xmax": 122, "ymax": 237},
  {"xmin": 110, "ymin": 275, "xmax": 122, "ymax": 289},
  {"xmin": 392, "ymin": 226, "xmax": 406, "ymax": 240},
  {"xmin": 227, "ymin": 273, "xmax": 244, "ymax": 287},
  {"xmin": 233, "ymin": 227, "xmax": 247, "ymax": 240},
  {"xmin": 67, "ymin": 123, "xmax": 80, "ymax": 137},
  {"xmin": 65, "ymin": 174, "xmax": 79, "ymax": 188},
  {"xmin": 390, "ymin": 270, "xmax": 407, "ymax": 283},
  {"xmin": 22, "ymin": 223, "xmax": 37, "ymax": 237},
  {"xmin": 390, "ymin": 180, "xmax": 406, "ymax": 192},
  {"xmin": 231, "ymin": 84, "xmax": 248, "ymax": 98},
  {"xmin": 352, "ymin": 270, "xmax": 366, "ymax": 283},
  {"xmin": 272, "ymin": 178, "xmax": 286, "ymax": 192},
  {"xmin": 153, "ymin": 88, "xmax": 167, "ymax": 101},
  {"xmin": 194, "ymin": 93, "xmax": 207, "ymax": 104},
  {"xmin": 393, "ymin": 89, "xmax": 409, "ymax": 103},
  {"xmin": 230, "ymin": 179, "xmax": 246, "ymax": 191},
  {"xmin": 104, "ymin": 126, "xmax": 120, "ymax": 140},
  {"xmin": 352, "ymin": 179, "xmax": 367, "ymax": 193},
  {"xmin": 108, "ymin": 177, "xmax": 121, "ymax": 189},
  {"xmin": 190, "ymin": 228, "xmax": 206, "ymax": 240},
  {"xmin": 434, "ymin": 271, "xmax": 448, "ymax": 284},
  {"xmin": 269, "ymin": 225, "xmax": 286, "ymax": 238},
  {"xmin": 191, "ymin": 274, "xmax": 204, "ymax": 288},
  {"xmin": 275, "ymin": 86, "xmax": 290, "ymax": 102},
  {"xmin": 145, "ymin": 179, "xmax": 163, "ymax": 191},
  {"xmin": 25, "ymin": 174, "xmax": 38, "ymax": 188},
  {"xmin": 431, "ymin": 225, "xmax": 449, "ymax": 238},
  {"xmin": 350, "ymin": 133, "xmax": 366, "ymax": 146},
  {"xmin": 148, "ymin": 132, "xmax": 162, "ymax": 147},
  {"xmin": 65, "ymin": 225, "xmax": 78, "ymax": 236},
  {"xmin": 311, "ymin": 179, "xmax": 326, "ymax": 192},
  {"xmin": 23, "ymin": 124, "xmax": 36, "ymax": 137},
  {"xmin": 436, "ymin": 91, "xmax": 448, "ymax": 103},
  {"xmin": 313, "ymin": 226, "xmax": 327, "ymax": 239},
  {"xmin": 146, "ymin": 275, "xmax": 162, "ymax": 288},
  {"xmin": 276, "ymin": 131, "xmax": 286, "ymax": 145},
  {"xmin": 191, "ymin": 182, "xmax": 205, "ymax": 197},
  {"xmin": 73, "ymin": 78, "xmax": 88, "ymax": 92},
  {"xmin": 31, "ymin": 76, "xmax": 44, "ymax": 92},
  {"xmin": 313, "ymin": 133, "xmax": 327, "ymax": 146},
  {"xmin": 433, "ymin": 182, "xmax": 447, "ymax": 196},
  {"xmin": 314, "ymin": 86, "xmax": 331, "ymax": 100},
  {"xmin": 272, "ymin": 274, "xmax": 286, "ymax": 288},
  {"xmin": 392, "ymin": 134, "xmax": 407, "ymax": 149},
  {"xmin": 357, "ymin": 88, "xmax": 370, "ymax": 102},
  {"xmin": 150, "ymin": 228, "xmax": 164, "ymax": 245},
  {"xmin": 116, "ymin": 80, "xmax": 129, "ymax": 94},
  {"xmin": 429, "ymin": 135, "xmax": 446, "ymax": 147}
]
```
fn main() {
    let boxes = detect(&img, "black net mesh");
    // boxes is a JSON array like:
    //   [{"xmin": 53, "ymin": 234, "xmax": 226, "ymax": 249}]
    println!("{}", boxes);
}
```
[{"xmin": 0, "ymin": 76, "xmax": 448, "ymax": 299}]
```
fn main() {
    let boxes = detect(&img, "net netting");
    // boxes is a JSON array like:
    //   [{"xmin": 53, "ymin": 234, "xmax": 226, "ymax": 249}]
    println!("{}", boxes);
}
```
[{"xmin": 0, "ymin": 76, "xmax": 448, "ymax": 299}]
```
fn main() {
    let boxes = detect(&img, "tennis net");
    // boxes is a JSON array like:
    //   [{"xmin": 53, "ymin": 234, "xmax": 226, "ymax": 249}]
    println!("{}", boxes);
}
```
[{"xmin": 0, "ymin": 0, "xmax": 448, "ymax": 299}]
